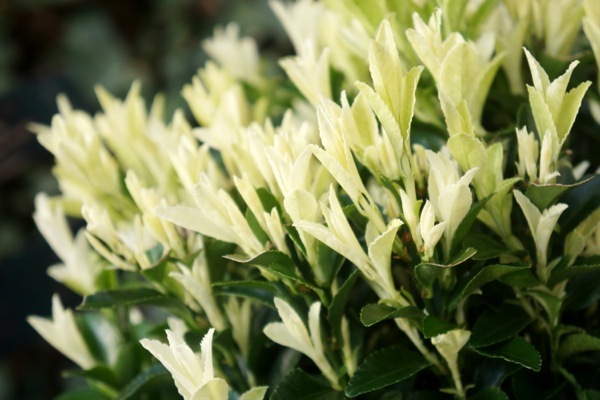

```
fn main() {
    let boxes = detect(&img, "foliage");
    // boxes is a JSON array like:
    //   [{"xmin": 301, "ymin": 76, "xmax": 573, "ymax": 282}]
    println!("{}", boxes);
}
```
[{"xmin": 28, "ymin": 0, "xmax": 600, "ymax": 399}]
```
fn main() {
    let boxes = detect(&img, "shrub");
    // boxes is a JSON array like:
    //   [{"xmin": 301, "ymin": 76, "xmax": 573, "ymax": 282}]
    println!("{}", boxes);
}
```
[{"xmin": 29, "ymin": 1, "xmax": 600, "ymax": 399}]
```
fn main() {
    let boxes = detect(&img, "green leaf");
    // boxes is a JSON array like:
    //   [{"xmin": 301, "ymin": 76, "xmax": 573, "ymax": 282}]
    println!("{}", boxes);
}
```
[
  {"xmin": 422, "ymin": 315, "xmax": 456, "ymax": 339},
  {"xmin": 470, "ymin": 305, "xmax": 532, "ymax": 347},
  {"xmin": 465, "ymin": 234, "xmax": 508, "ymax": 260},
  {"xmin": 212, "ymin": 280, "xmax": 277, "ymax": 307},
  {"xmin": 113, "ymin": 342, "xmax": 143, "ymax": 386},
  {"xmin": 270, "ymin": 369, "xmax": 343, "ymax": 400},
  {"xmin": 55, "ymin": 388, "xmax": 111, "ymax": 400},
  {"xmin": 79, "ymin": 288, "xmax": 174, "ymax": 310},
  {"xmin": 451, "ymin": 198, "xmax": 489, "ymax": 254},
  {"xmin": 268, "ymin": 262, "xmax": 327, "ymax": 305},
  {"xmin": 246, "ymin": 207, "xmax": 270, "ymax": 245},
  {"xmin": 469, "ymin": 387, "xmax": 509, "ymax": 400},
  {"xmin": 360, "ymin": 303, "xmax": 424, "ymax": 327},
  {"xmin": 227, "ymin": 250, "xmax": 295, "ymax": 269},
  {"xmin": 526, "ymin": 288, "xmax": 561, "ymax": 326},
  {"xmin": 473, "ymin": 337, "xmax": 542, "ymax": 371},
  {"xmin": 345, "ymin": 347, "xmax": 430, "ymax": 397},
  {"xmin": 559, "ymin": 175, "xmax": 600, "ymax": 233},
  {"xmin": 524, "ymin": 179, "xmax": 591, "ymax": 211},
  {"xmin": 548, "ymin": 263, "xmax": 600, "ymax": 287},
  {"xmin": 557, "ymin": 333, "xmax": 600, "ymax": 361},
  {"xmin": 497, "ymin": 268, "xmax": 539, "ymax": 288},
  {"xmin": 449, "ymin": 264, "xmax": 529, "ymax": 309},
  {"xmin": 116, "ymin": 364, "xmax": 171, "ymax": 400},
  {"xmin": 63, "ymin": 365, "xmax": 120, "ymax": 389},
  {"xmin": 511, "ymin": 369, "xmax": 568, "ymax": 400},
  {"xmin": 414, "ymin": 263, "xmax": 444, "ymax": 299},
  {"xmin": 328, "ymin": 269, "xmax": 359, "ymax": 331},
  {"xmin": 318, "ymin": 240, "xmax": 346, "ymax": 287},
  {"xmin": 414, "ymin": 249, "xmax": 478, "ymax": 299},
  {"xmin": 256, "ymin": 187, "xmax": 280, "ymax": 213},
  {"xmin": 563, "ymin": 268, "xmax": 600, "ymax": 311},
  {"xmin": 140, "ymin": 261, "xmax": 182, "ymax": 298},
  {"xmin": 584, "ymin": 390, "xmax": 600, "ymax": 400}
]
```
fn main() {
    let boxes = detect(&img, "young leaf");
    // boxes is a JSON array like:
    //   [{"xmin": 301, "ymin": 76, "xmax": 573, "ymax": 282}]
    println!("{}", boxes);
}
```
[
  {"xmin": 473, "ymin": 337, "xmax": 542, "ymax": 371},
  {"xmin": 345, "ymin": 348, "xmax": 430, "ymax": 397},
  {"xmin": 470, "ymin": 305, "xmax": 532, "ymax": 347},
  {"xmin": 270, "ymin": 369, "xmax": 343, "ymax": 400}
]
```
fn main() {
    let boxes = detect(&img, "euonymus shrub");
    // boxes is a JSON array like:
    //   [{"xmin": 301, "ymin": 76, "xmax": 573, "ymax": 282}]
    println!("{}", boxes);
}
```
[{"xmin": 29, "ymin": 1, "xmax": 600, "ymax": 399}]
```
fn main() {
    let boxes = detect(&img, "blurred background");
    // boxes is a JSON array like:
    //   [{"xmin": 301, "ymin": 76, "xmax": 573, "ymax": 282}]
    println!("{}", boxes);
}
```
[{"xmin": 0, "ymin": 0, "xmax": 283, "ymax": 398}]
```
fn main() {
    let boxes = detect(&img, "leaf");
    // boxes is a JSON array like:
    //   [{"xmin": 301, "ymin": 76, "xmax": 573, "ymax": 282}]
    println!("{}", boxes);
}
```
[
  {"xmin": 328, "ymin": 269, "xmax": 359, "ymax": 331},
  {"xmin": 465, "ymin": 234, "xmax": 508, "ymax": 260},
  {"xmin": 473, "ymin": 337, "xmax": 542, "ymax": 371},
  {"xmin": 256, "ymin": 187, "xmax": 280, "ymax": 213},
  {"xmin": 414, "ymin": 248, "xmax": 478, "ymax": 299},
  {"xmin": 345, "ymin": 347, "xmax": 430, "ymax": 397},
  {"xmin": 246, "ymin": 207, "xmax": 270, "ymax": 245},
  {"xmin": 563, "ymin": 268, "xmax": 600, "ymax": 311},
  {"xmin": 212, "ymin": 280, "xmax": 277, "ymax": 307},
  {"xmin": 270, "ymin": 369, "xmax": 343, "ymax": 400},
  {"xmin": 422, "ymin": 315, "xmax": 456, "ymax": 339},
  {"xmin": 559, "ymin": 175, "xmax": 600, "ymax": 233},
  {"xmin": 79, "ymin": 288, "xmax": 174, "ymax": 310},
  {"xmin": 63, "ymin": 365, "xmax": 120, "ymax": 389},
  {"xmin": 268, "ymin": 263, "xmax": 328, "ymax": 305},
  {"xmin": 141, "ymin": 261, "xmax": 183, "ymax": 298},
  {"xmin": 360, "ymin": 303, "xmax": 424, "ymax": 327},
  {"xmin": 414, "ymin": 263, "xmax": 444, "ymax": 299},
  {"xmin": 115, "ymin": 364, "xmax": 171, "ymax": 400},
  {"xmin": 472, "ymin": 358, "xmax": 522, "ymax": 389},
  {"xmin": 55, "ymin": 388, "xmax": 111, "ymax": 400},
  {"xmin": 447, "ymin": 133, "xmax": 486, "ymax": 173},
  {"xmin": 557, "ymin": 333, "xmax": 600, "ymax": 361},
  {"xmin": 511, "ymin": 369, "xmax": 568, "ymax": 400},
  {"xmin": 449, "ymin": 264, "xmax": 529, "ymax": 309},
  {"xmin": 526, "ymin": 288, "xmax": 561, "ymax": 326},
  {"xmin": 548, "ymin": 263, "xmax": 600, "ymax": 287},
  {"xmin": 451, "ymin": 198, "xmax": 489, "ymax": 254},
  {"xmin": 524, "ymin": 178, "xmax": 591, "ymax": 211},
  {"xmin": 318, "ymin": 240, "xmax": 346, "ymax": 287},
  {"xmin": 469, "ymin": 387, "xmax": 510, "ymax": 400},
  {"xmin": 240, "ymin": 386, "xmax": 269, "ymax": 400},
  {"xmin": 470, "ymin": 305, "xmax": 532, "ymax": 347},
  {"xmin": 227, "ymin": 250, "xmax": 295, "ymax": 269},
  {"xmin": 497, "ymin": 268, "xmax": 539, "ymax": 288}
]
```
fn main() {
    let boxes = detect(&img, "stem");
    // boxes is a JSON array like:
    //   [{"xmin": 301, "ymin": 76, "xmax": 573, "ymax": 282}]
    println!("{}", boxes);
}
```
[
  {"xmin": 394, "ymin": 318, "xmax": 441, "ymax": 369},
  {"xmin": 450, "ymin": 364, "xmax": 466, "ymax": 399}
]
